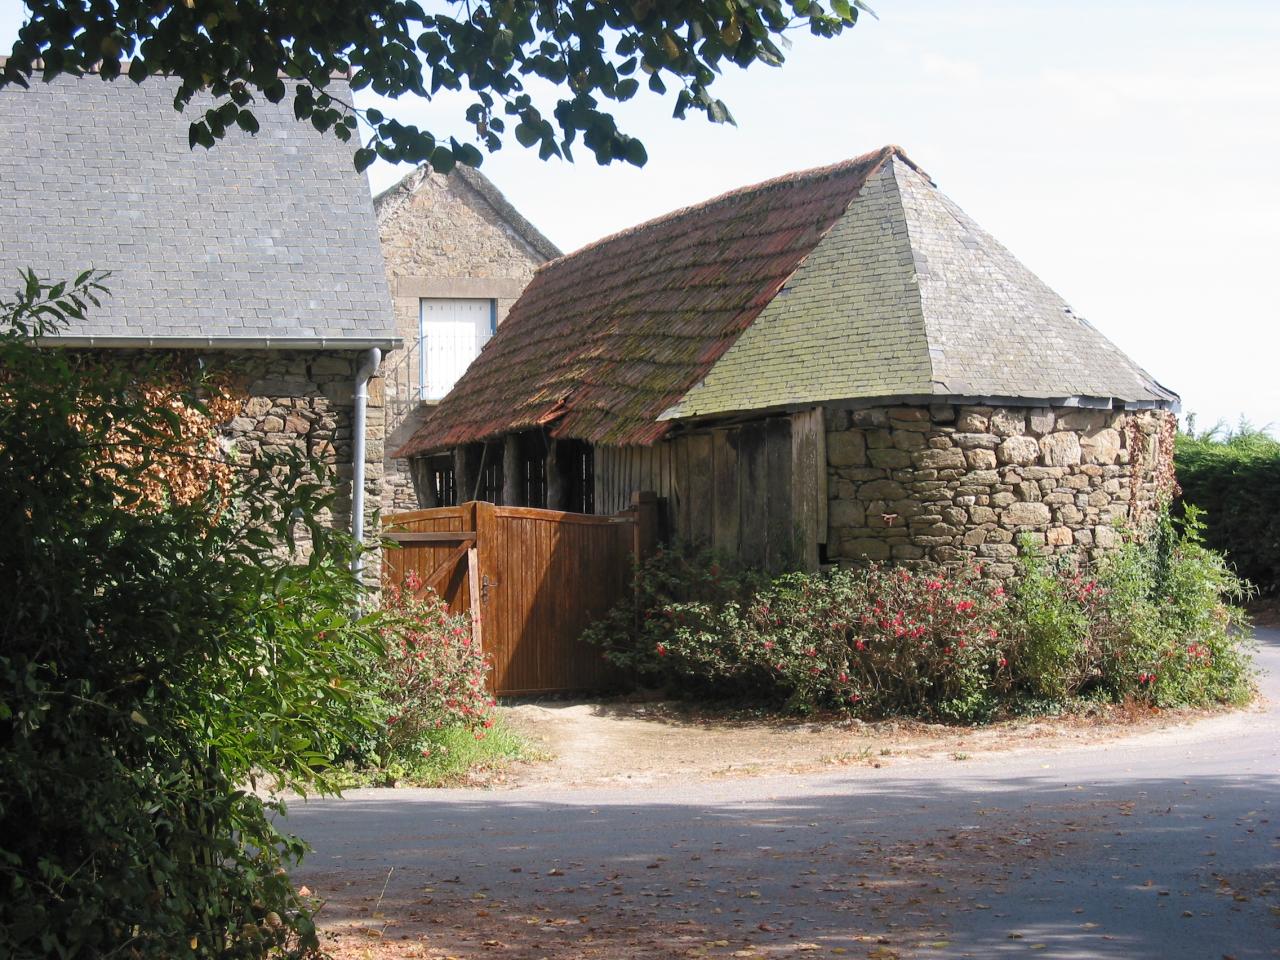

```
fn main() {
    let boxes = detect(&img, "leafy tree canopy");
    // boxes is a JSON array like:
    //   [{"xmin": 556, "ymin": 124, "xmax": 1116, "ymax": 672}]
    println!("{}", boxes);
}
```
[{"xmin": 0, "ymin": 0, "xmax": 871, "ymax": 172}]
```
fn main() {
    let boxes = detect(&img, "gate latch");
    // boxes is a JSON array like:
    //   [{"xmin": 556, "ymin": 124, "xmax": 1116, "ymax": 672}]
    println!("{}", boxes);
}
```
[{"xmin": 481, "ymin": 574, "xmax": 498, "ymax": 603}]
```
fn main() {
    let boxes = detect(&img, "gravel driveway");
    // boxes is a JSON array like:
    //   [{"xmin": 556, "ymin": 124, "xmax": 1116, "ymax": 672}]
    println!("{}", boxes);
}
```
[{"xmin": 288, "ymin": 627, "xmax": 1279, "ymax": 959}]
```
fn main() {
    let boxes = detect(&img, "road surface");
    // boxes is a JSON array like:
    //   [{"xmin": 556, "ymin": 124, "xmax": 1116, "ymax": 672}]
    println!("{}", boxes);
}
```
[{"xmin": 290, "ymin": 627, "xmax": 1279, "ymax": 959}]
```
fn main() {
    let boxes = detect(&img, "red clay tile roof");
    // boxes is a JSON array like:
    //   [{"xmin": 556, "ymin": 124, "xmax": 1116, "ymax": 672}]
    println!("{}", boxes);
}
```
[{"xmin": 396, "ymin": 145, "xmax": 909, "ymax": 455}]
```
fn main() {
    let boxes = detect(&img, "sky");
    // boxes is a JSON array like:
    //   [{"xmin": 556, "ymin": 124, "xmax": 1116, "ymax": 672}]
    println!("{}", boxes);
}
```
[{"xmin": 2, "ymin": 1, "xmax": 1277, "ymax": 432}]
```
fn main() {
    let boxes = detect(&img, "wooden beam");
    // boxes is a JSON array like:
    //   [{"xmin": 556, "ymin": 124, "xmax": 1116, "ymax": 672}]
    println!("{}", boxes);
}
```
[
  {"xmin": 467, "ymin": 545, "xmax": 484, "ymax": 652},
  {"xmin": 765, "ymin": 417, "xmax": 793, "ymax": 572},
  {"xmin": 685, "ymin": 432, "xmax": 714, "ymax": 547},
  {"xmin": 453, "ymin": 446, "xmax": 472, "ymax": 506},
  {"xmin": 384, "ymin": 530, "xmax": 477, "ymax": 543},
  {"xmin": 502, "ymin": 434, "xmax": 521, "ymax": 506},
  {"xmin": 545, "ymin": 438, "xmax": 565, "ymax": 511},
  {"xmin": 711, "ymin": 427, "xmax": 740, "ymax": 555},
  {"xmin": 790, "ymin": 408, "xmax": 822, "ymax": 571},
  {"xmin": 415, "ymin": 539, "xmax": 473, "ymax": 597},
  {"xmin": 737, "ymin": 420, "xmax": 767, "ymax": 565}
]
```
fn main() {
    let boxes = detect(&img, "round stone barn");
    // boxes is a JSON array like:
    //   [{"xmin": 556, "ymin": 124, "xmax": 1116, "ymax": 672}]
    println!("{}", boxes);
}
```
[{"xmin": 398, "ymin": 146, "xmax": 1179, "ymax": 578}]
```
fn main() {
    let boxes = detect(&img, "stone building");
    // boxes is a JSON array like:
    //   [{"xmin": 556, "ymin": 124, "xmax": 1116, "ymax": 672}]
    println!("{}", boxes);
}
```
[
  {"xmin": 373, "ymin": 165, "xmax": 560, "ymax": 512},
  {"xmin": 395, "ymin": 146, "xmax": 1178, "ymax": 577},
  {"xmin": 0, "ymin": 69, "xmax": 396, "ymax": 569}
]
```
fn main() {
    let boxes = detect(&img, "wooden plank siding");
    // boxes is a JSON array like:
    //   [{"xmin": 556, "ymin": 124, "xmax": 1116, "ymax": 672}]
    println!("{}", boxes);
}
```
[
  {"xmin": 476, "ymin": 503, "xmax": 634, "ymax": 695},
  {"xmin": 592, "ymin": 410, "xmax": 824, "ymax": 571},
  {"xmin": 384, "ymin": 497, "xmax": 658, "ymax": 695},
  {"xmin": 382, "ymin": 505, "xmax": 475, "ymax": 610}
]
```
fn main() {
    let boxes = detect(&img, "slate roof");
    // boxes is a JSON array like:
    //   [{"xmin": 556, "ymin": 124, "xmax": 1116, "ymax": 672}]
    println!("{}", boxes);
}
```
[
  {"xmin": 0, "ymin": 69, "xmax": 395, "ymax": 347},
  {"xmin": 398, "ymin": 146, "xmax": 1176, "ymax": 456}
]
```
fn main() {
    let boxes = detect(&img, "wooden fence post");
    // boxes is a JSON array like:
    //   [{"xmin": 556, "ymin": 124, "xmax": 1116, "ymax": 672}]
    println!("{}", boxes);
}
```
[
  {"xmin": 470, "ymin": 500, "xmax": 494, "ymax": 688},
  {"xmin": 630, "ymin": 490, "xmax": 660, "ymax": 562}
]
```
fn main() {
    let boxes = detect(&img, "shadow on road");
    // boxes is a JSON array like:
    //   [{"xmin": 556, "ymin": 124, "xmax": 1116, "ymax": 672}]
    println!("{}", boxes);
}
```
[{"xmin": 290, "ymin": 768, "xmax": 1280, "ymax": 959}]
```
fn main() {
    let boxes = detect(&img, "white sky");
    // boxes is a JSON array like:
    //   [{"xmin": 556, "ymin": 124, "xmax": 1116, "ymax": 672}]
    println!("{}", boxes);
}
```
[{"xmin": 3, "ymin": 1, "xmax": 1277, "ymax": 432}]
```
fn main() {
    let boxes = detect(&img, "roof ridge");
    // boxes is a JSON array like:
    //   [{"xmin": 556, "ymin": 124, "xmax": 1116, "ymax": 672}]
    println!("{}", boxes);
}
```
[
  {"xmin": 545, "ymin": 145, "xmax": 924, "ymax": 270},
  {"xmin": 879, "ymin": 155, "xmax": 939, "ymax": 394}
]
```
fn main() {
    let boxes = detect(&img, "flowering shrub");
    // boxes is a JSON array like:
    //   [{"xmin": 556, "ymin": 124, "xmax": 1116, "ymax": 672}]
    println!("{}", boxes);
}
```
[
  {"xmin": 588, "ymin": 551, "xmax": 1011, "ymax": 720},
  {"xmin": 588, "ymin": 505, "xmax": 1253, "ymax": 720},
  {"xmin": 1088, "ymin": 508, "xmax": 1248, "ymax": 707},
  {"xmin": 733, "ymin": 564, "xmax": 1011, "ymax": 719},
  {"xmin": 359, "ymin": 571, "xmax": 496, "ymax": 768},
  {"xmin": 581, "ymin": 544, "xmax": 767, "ymax": 696},
  {"xmin": 1006, "ymin": 549, "xmax": 1098, "ymax": 700},
  {"xmin": 1006, "ymin": 506, "xmax": 1252, "ymax": 708}
]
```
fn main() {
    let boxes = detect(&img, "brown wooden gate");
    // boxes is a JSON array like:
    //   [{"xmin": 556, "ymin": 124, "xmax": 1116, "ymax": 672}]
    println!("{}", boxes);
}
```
[{"xmin": 383, "ymin": 493, "xmax": 659, "ymax": 696}]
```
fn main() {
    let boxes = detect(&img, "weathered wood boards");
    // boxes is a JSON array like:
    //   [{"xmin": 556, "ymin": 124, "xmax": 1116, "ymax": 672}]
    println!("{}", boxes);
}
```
[{"xmin": 593, "ymin": 409, "xmax": 825, "ymax": 571}]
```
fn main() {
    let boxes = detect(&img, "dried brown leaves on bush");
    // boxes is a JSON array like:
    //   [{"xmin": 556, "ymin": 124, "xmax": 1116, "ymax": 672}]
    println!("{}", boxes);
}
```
[{"xmin": 66, "ymin": 355, "xmax": 247, "ymax": 510}]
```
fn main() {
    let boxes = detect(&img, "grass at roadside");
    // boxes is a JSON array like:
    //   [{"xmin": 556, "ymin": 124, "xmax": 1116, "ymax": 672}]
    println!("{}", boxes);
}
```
[{"xmin": 335, "ymin": 716, "xmax": 537, "ymax": 788}]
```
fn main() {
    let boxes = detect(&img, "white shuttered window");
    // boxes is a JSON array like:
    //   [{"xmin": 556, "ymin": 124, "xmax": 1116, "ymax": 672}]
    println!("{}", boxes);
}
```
[{"xmin": 419, "ymin": 298, "xmax": 495, "ymax": 401}]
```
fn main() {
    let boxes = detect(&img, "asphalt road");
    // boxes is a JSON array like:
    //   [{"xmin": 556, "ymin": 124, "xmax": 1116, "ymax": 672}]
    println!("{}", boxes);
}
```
[{"xmin": 290, "ymin": 627, "xmax": 1280, "ymax": 959}]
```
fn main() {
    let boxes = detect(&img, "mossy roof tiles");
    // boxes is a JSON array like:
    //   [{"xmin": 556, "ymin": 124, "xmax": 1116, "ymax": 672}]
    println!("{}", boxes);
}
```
[{"xmin": 398, "ymin": 146, "xmax": 1176, "ymax": 455}]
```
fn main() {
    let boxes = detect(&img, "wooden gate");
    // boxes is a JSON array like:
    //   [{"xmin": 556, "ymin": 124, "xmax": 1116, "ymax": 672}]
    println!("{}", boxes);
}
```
[{"xmin": 383, "ymin": 493, "xmax": 659, "ymax": 696}]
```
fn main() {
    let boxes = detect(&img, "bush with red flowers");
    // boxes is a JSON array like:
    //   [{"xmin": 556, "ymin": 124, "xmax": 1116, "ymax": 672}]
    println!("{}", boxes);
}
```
[
  {"xmin": 1006, "ymin": 506, "xmax": 1253, "ymax": 708},
  {"xmin": 587, "ymin": 505, "xmax": 1254, "ymax": 719},
  {"xmin": 356, "ymin": 571, "xmax": 497, "ymax": 769},
  {"xmin": 588, "ymin": 553, "xmax": 1011, "ymax": 720}
]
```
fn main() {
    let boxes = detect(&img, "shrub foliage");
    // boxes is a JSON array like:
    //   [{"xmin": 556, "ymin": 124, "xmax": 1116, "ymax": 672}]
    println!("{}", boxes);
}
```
[
  {"xmin": 343, "ymin": 572, "xmax": 500, "ymax": 781},
  {"xmin": 0, "ymin": 273, "xmax": 386, "ymax": 959},
  {"xmin": 1007, "ymin": 508, "xmax": 1252, "ymax": 707},
  {"xmin": 1175, "ymin": 422, "xmax": 1280, "ymax": 595},
  {"xmin": 589, "ymin": 512, "xmax": 1252, "ymax": 719}
]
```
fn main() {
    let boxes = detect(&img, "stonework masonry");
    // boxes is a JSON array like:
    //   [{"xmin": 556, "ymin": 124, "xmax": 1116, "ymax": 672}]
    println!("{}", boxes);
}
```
[
  {"xmin": 825, "ymin": 403, "xmax": 1176, "ymax": 577},
  {"xmin": 375, "ymin": 168, "xmax": 554, "ymax": 512},
  {"xmin": 214, "ymin": 350, "xmax": 385, "ymax": 578}
]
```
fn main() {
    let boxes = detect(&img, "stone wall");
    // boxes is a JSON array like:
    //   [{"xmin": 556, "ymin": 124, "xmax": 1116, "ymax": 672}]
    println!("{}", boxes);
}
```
[
  {"xmin": 215, "ymin": 350, "xmax": 385, "ymax": 579},
  {"xmin": 824, "ymin": 403, "xmax": 1176, "ymax": 577},
  {"xmin": 376, "ymin": 168, "xmax": 554, "ymax": 513}
]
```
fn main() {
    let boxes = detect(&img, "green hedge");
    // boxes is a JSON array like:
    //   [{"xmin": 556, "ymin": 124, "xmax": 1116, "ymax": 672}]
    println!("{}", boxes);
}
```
[{"xmin": 1175, "ymin": 428, "xmax": 1280, "ymax": 596}]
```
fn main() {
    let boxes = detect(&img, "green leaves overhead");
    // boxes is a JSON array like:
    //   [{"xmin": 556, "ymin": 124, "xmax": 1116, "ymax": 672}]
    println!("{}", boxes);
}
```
[{"xmin": 0, "ymin": 0, "xmax": 867, "ymax": 171}]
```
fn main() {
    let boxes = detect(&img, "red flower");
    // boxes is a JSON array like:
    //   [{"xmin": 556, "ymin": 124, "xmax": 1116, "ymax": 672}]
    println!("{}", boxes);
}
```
[{"xmin": 655, "ymin": 643, "xmax": 667, "ymax": 657}]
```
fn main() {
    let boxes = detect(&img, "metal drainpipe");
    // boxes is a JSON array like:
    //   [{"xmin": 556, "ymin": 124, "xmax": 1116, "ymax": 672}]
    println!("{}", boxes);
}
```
[{"xmin": 351, "ymin": 347, "xmax": 382, "ymax": 576}]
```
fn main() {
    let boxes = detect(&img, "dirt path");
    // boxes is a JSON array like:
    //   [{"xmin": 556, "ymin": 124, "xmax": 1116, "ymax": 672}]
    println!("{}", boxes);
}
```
[{"xmin": 493, "ymin": 698, "xmax": 1226, "ymax": 788}]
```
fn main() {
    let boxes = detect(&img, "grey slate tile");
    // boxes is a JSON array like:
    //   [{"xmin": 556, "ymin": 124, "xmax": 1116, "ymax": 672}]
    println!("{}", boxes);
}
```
[{"xmin": 0, "ymin": 73, "xmax": 394, "ymax": 345}]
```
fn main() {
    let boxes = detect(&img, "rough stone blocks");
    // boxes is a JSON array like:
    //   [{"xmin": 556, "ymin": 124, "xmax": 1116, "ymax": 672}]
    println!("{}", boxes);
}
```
[{"xmin": 823, "ymin": 402, "xmax": 1174, "ymax": 577}]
